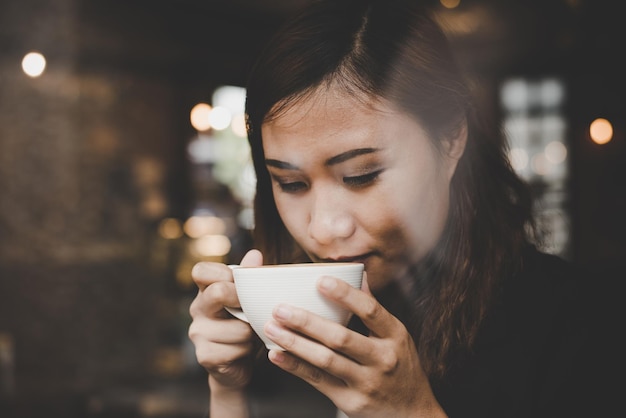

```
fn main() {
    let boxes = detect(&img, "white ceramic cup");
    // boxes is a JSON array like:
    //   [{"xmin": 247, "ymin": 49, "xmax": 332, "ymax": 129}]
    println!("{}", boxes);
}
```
[{"xmin": 226, "ymin": 262, "xmax": 364, "ymax": 351}]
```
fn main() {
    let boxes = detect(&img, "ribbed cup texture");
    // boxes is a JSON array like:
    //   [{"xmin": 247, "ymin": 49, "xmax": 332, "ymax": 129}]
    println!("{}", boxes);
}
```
[{"xmin": 231, "ymin": 263, "xmax": 364, "ymax": 350}]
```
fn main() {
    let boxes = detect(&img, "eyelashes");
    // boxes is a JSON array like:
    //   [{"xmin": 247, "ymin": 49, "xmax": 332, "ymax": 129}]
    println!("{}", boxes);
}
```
[
  {"xmin": 343, "ymin": 169, "xmax": 383, "ymax": 187},
  {"xmin": 278, "ymin": 181, "xmax": 307, "ymax": 193},
  {"xmin": 273, "ymin": 169, "xmax": 384, "ymax": 193}
]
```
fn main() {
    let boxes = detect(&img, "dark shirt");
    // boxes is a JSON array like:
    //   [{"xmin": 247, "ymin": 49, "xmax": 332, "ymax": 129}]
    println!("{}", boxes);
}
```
[
  {"xmin": 432, "ymin": 247, "xmax": 616, "ymax": 417},
  {"xmin": 247, "ymin": 247, "xmax": 620, "ymax": 417}
]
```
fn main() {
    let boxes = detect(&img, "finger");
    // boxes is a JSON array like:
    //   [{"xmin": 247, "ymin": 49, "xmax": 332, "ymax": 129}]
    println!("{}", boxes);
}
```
[
  {"xmin": 267, "ymin": 305, "xmax": 374, "ymax": 370},
  {"xmin": 361, "ymin": 271, "xmax": 371, "ymax": 294},
  {"xmin": 265, "ymin": 316, "xmax": 364, "ymax": 381},
  {"xmin": 266, "ymin": 338, "xmax": 347, "ymax": 389},
  {"xmin": 191, "ymin": 262, "xmax": 233, "ymax": 291},
  {"xmin": 189, "ymin": 316, "xmax": 255, "ymax": 346},
  {"xmin": 318, "ymin": 276, "xmax": 400, "ymax": 339},
  {"xmin": 239, "ymin": 248, "xmax": 263, "ymax": 267},
  {"xmin": 190, "ymin": 280, "xmax": 239, "ymax": 317},
  {"xmin": 194, "ymin": 339, "xmax": 254, "ymax": 374}
]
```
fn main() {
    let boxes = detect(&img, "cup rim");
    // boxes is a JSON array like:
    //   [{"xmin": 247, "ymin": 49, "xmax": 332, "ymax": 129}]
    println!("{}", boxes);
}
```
[{"xmin": 231, "ymin": 262, "xmax": 363, "ymax": 269}]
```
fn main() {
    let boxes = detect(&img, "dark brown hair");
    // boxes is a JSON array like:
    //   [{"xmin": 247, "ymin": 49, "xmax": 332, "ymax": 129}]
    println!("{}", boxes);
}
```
[{"xmin": 245, "ymin": 0, "xmax": 534, "ymax": 378}]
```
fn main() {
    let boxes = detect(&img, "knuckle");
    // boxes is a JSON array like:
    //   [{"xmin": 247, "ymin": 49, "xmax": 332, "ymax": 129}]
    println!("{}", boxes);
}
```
[
  {"xmin": 276, "ymin": 307, "xmax": 310, "ymax": 333},
  {"xmin": 188, "ymin": 293, "xmax": 208, "ymax": 318},
  {"xmin": 332, "ymin": 277, "xmax": 352, "ymax": 297},
  {"xmin": 317, "ymin": 350, "xmax": 336, "ymax": 371},
  {"xmin": 361, "ymin": 378, "xmax": 383, "ymax": 400},
  {"xmin": 361, "ymin": 298, "xmax": 382, "ymax": 321},
  {"xmin": 204, "ymin": 281, "xmax": 229, "ymax": 302},
  {"xmin": 378, "ymin": 348, "xmax": 399, "ymax": 373},
  {"xmin": 193, "ymin": 346, "xmax": 216, "ymax": 369},
  {"xmin": 343, "ymin": 394, "xmax": 370, "ymax": 416},
  {"xmin": 188, "ymin": 298, "xmax": 199, "ymax": 318},
  {"xmin": 280, "ymin": 331, "xmax": 297, "ymax": 350},
  {"xmin": 306, "ymin": 365, "xmax": 325, "ymax": 383},
  {"xmin": 291, "ymin": 308, "xmax": 311, "ymax": 329},
  {"xmin": 187, "ymin": 323, "xmax": 199, "ymax": 341},
  {"xmin": 327, "ymin": 328, "xmax": 351, "ymax": 350}
]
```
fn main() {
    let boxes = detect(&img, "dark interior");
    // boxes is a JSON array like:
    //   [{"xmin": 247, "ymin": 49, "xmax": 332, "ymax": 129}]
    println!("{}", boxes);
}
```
[{"xmin": 1, "ymin": 0, "xmax": 624, "ymax": 416}]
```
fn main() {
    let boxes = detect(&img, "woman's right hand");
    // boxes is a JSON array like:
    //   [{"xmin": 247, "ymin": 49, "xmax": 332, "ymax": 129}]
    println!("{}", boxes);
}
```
[{"xmin": 188, "ymin": 249, "xmax": 264, "ymax": 391}]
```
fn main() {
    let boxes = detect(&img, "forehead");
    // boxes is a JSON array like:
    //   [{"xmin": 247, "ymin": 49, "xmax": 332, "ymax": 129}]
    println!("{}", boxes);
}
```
[
  {"xmin": 261, "ymin": 89, "xmax": 401, "ymax": 152},
  {"xmin": 274, "ymin": 86, "xmax": 387, "ymax": 123}
]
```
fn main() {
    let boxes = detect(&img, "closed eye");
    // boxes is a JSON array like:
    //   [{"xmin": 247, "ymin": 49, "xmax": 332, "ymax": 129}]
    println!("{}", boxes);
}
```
[
  {"xmin": 343, "ymin": 170, "xmax": 383, "ymax": 188},
  {"xmin": 276, "ymin": 180, "xmax": 308, "ymax": 193}
]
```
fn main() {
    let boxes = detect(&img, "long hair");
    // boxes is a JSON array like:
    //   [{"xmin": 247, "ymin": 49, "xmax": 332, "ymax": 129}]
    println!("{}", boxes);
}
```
[{"xmin": 245, "ymin": 0, "xmax": 534, "ymax": 378}]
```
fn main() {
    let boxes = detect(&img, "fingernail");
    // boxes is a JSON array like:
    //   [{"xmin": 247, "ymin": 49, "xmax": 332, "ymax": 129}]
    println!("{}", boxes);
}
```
[
  {"xmin": 318, "ymin": 276, "xmax": 336, "ymax": 291},
  {"xmin": 269, "ymin": 350, "xmax": 285, "ymax": 364},
  {"xmin": 274, "ymin": 305, "xmax": 292, "ymax": 320},
  {"xmin": 265, "ymin": 322, "xmax": 284, "ymax": 338},
  {"xmin": 191, "ymin": 263, "xmax": 208, "ymax": 277}
]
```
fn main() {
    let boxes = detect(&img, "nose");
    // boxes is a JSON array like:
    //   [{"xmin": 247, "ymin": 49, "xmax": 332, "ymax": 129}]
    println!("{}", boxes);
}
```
[{"xmin": 307, "ymin": 191, "xmax": 356, "ymax": 245}]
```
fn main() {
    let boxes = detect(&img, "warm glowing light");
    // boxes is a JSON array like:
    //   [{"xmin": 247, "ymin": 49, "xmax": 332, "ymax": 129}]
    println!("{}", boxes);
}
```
[
  {"xmin": 141, "ymin": 191, "xmax": 167, "ymax": 220},
  {"xmin": 158, "ymin": 218, "xmax": 183, "ymax": 239},
  {"xmin": 544, "ymin": 141, "xmax": 567, "ymax": 165},
  {"xmin": 440, "ymin": 0, "xmax": 461, "ymax": 9},
  {"xmin": 184, "ymin": 215, "xmax": 226, "ymax": 238},
  {"xmin": 589, "ymin": 118, "xmax": 613, "ymax": 145},
  {"xmin": 22, "ymin": 52, "xmax": 46, "ymax": 77},
  {"xmin": 508, "ymin": 148, "xmax": 529, "ymax": 172},
  {"xmin": 231, "ymin": 113, "xmax": 247, "ymax": 137},
  {"xmin": 193, "ymin": 235, "xmax": 231, "ymax": 257},
  {"xmin": 190, "ymin": 103, "xmax": 212, "ymax": 131},
  {"xmin": 209, "ymin": 106, "xmax": 232, "ymax": 130}
]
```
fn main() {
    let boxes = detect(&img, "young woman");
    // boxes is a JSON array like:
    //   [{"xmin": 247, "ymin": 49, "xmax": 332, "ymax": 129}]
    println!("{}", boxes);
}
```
[{"xmin": 188, "ymin": 0, "xmax": 600, "ymax": 416}]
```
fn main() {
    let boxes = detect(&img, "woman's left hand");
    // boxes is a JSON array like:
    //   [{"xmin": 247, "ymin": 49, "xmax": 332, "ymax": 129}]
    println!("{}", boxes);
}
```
[{"xmin": 263, "ymin": 274, "xmax": 447, "ymax": 418}]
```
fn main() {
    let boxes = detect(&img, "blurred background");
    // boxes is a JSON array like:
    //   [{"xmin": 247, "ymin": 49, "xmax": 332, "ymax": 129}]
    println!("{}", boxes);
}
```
[{"xmin": 0, "ymin": 0, "xmax": 624, "ymax": 416}]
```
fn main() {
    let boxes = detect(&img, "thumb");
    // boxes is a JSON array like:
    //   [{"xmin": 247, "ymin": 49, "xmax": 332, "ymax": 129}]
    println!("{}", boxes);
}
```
[{"xmin": 239, "ymin": 249, "xmax": 264, "ymax": 267}]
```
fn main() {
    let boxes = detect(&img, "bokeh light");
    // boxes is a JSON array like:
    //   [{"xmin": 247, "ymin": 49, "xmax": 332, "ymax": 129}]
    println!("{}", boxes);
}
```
[
  {"xmin": 193, "ymin": 235, "xmax": 231, "ymax": 257},
  {"xmin": 440, "ymin": 0, "xmax": 461, "ymax": 9},
  {"xmin": 190, "ymin": 103, "xmax": 212, "ymax": 131},
  {"xmin": 21, "ymin": 51, "xmax": 46, "ymax": 77},
  {"xmin": 158, "ymin": 218, "xmax": 183, "ymax": 240},
  {"xmin": 589, "ymin": 118, "xmax": 613, "ymax": 145},
  {"xmin": 544, "ymin": 141, "xmax": 567, "ymax": 165},
  {"xmin": 183, "ymin": 215, "xmax": 226, "ymax": 238},
  {"xmin": 208, "ymin": 106, "xmax": 232, "ymax": 130},
  {"xmin": 508, "ymin": 148, "xmax": 529, "ymax": 172}
]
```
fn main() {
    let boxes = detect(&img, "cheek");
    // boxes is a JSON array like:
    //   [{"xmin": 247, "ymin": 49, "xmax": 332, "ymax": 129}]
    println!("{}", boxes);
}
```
[
  {"xmin": 380, "ymin": 166, "xmax": 451, "ymax": 259},
  {"xmin": 356, "ymin": 190, "xmax": 411, "ymax": 251},
  {"xmin": 401, "ymin": 180, "xmax": 450, "ymax": 258},
  {"xmin": 274, "ymin": 196, "xmax": 308, "ymax": 240}
]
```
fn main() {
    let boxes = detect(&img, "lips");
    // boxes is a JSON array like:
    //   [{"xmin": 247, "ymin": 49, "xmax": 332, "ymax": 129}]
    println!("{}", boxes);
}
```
[{"xmin": 322, "ymin": 252, "xmax": 374, "ymax": 264}]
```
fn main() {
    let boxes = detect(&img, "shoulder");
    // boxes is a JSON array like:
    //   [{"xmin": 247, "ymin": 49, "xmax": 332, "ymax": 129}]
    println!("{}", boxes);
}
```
[
  {"xmin": 505, "ymin": 245, "xmax": 580, "ymax": 307},
  {"xmin": 512, "ymin": 245, "xmax": 620, "ymax": 315},
  {"xmin": 490, "ymin": 245, "xmax": 591, "ymax": 345},
  {"xmin": 517, "ymin": 245, "xmax": 575, "ymax": 282},
  {"xmin": 500, "ymin": 245, "xmax": 620, "ymax": 347}
]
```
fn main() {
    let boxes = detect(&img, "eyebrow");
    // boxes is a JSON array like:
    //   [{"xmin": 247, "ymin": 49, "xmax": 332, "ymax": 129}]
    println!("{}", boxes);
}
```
[{"xmin": 265, "ymin": 147, "xmax": 380, "ymax": 170}]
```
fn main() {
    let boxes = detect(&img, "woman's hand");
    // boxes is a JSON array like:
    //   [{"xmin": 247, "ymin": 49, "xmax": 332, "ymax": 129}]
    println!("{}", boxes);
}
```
[
  {"xmin": 263, "ymin": 273, "xmax": 447, "ymax": 418},
  {"xmin": 188, "ymin": 249, "xmax": 263, "ymax": 392}
]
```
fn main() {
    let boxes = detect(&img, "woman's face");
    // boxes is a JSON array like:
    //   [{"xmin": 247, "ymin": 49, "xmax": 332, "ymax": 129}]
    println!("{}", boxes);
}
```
[{"xmin": 261, "ymin": 88, "xmax": 464, "ymax": 291}]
